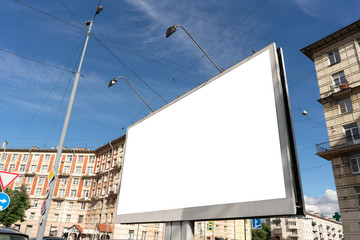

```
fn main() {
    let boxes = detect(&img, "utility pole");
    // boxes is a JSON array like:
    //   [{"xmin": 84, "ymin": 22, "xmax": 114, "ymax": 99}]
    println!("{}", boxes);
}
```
[{"xmin": 35, "ymin": 6, "xmax": 103, "ymax": 240}]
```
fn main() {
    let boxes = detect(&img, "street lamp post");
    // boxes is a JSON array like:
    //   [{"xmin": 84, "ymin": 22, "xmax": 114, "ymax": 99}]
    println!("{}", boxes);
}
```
[
  {"xmin": 166, "ymin": 25, "xmax": 223, "ymax": 73},
  {"xmin": 108, "ymin": 76, "xmax": 154, "ymax": 112},
  {"xmin": 36, "ymin": 6, "xmax": 103, "ymax": 240}
]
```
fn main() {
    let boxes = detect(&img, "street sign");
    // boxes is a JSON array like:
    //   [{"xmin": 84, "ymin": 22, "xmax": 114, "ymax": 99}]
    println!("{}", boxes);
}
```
[
  {"xmin": 207, "ymin": 222, "xmax": 213, "ymax": 231},
  {"xmin": 252, "ymin": 219, "xmax": 262, "ymax": 229},
  {"xmin": 48, "ymin": 169, "xmax": 55, "ymax": 183},
  {"xmin": 41, "ymin": 200, "xmax": 46, "ymax": 215},
  {"xmin": 0, "ymin": 171, "xmax": 19, "ymax": 190},
  {"xmin": 0, "ymin": 193, "xmax": 10, "ymax": 211}
]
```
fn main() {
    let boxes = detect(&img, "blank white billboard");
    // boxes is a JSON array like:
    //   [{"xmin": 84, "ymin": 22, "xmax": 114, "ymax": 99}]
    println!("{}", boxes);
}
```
[{"xmin": 115, "ymin": 43, "xmax": 304, "ymax": 223}]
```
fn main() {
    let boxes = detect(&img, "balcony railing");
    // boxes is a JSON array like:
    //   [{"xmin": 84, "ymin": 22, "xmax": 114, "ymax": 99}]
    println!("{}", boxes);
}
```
[{"xmin": 316, "ymin": 135, "xmax": 360, "ymax": 153}]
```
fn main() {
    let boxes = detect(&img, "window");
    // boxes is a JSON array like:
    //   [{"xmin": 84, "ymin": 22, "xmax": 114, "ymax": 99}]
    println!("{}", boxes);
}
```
[
  {"xmin": 32, "ymin": 200, "xmax": 38, "ymax": 208},
  {"xmin": 75, "ymin": 166, "xmax": 82, "ymax": 173},
  {"xmin": 66, "ymin": 155, "xmax": 73, "ymax": 162},
  {"xmin": 154, "ymin": 232, "xmax": 159, "ymax": 240},
  {"xmin": 78, "ymin": 215, "xmax": 84, "ymax": 223},
  {"xmin": 38, "ymin": 177, "xmax": 45, "ymax": 184},
  {"xmin": 8, "ymin": 164, "xmax": 15, "ymax": 171},
  {"xmin": 129, "ymin": 230, "xmax": 134, "ymax": 240},
  {"xmin": 63, "ymin": 166, "xmax": 70, "ymax": 173},
  {"xmin": 339, "ymin": 98, "xmax": 353, "ymax": 114},
  {"xmin": 60, "ymin": 178, "xmax": 67, "ymax": 185},
  {"xmin": 350, "ymin": 155, "xmax": 360, "ymax": 173},
  {"xmin": 328, "ymin": 49, "xmax": 341, "ymax": 65},
  {"xmin": 22, "ymin": 154, "xmax": 29, "ymax": 161},
  {"xmin": 44, "ymin": 155, "xmax": 51, "ymax": 161},
  {"xmin": 84, "ymin": 179, "xmax": 91, "ymax": 186},
  {"xmin": 66, "ymin": 214, "xmax": 71, "ymax": 222},
  {"xmin": 70, "ymin": 190, "xmax": 77, "ymax": 197},
  {"xmin": 26, "ymin": 176, "xmax": 34, "ymax": 183},
  {"xmin": 82, "ymin": 190, "xmax": 89, "ymax": 198},
  {"xmin": 332, "ymin": 71, "xmax": 347, "ymax": 87},
  {"xmin": 53, "ymin": 214, "xmax": 59, "ymax": 221},
  {"xmin": 35, "ymin": 188, "xmax": 42, "ymax": 195},
  {"xmin": 30, "ymin": 165, "xmax": 37, "ymax": 172},
  {"xmin": 32, "ymin": 154, "xmax": 40, "ymax": 161},
  {"xmin": 15, "ymin": 176, "xmax": 23, "ymax": 183},
  {"xmin": 224, "ymin": 226, "xmax": 228, "ymax": 233},
  {"xmin": 78, "ymin": 155, "xmax": 84, "ymax": 163},
  {"xmin": 80, "ymin": 202, "xmax": 86, "ymax": 210},
  {"xmin": 25, "ymin": 226, "xmax": 32, "ymax": 236},
  {"xmin": 86, "ymin": 167, "xmax": 93, "ymax": 174},
  {"xmin": 89, "ymin": 156, "xmax": 95, "ymax": 163},
  {"xmin": 142, "ymin": 231, "xmax": 147, "ymax": 240},
  {"xmin": 19, "ymin": 164, "xmax": 26, "ymax": 171},
  {"xmin": 11, "ymin": 154, "xmax": 18, "ymax": 161},
  {"xmin": 29, "ymin": 212, "xmax": 35, "ymax": 220},
  {"xmin": 26, "ymin": 188, "xmax": 30, "ymax": 194},
  {"xmin": 344, "ymin": 123, "xmax": 360, "ymax": 145},
  {"xmin": 215, "ymin": 225, "xmax": 219, "ymax": 233},
  {"xmin": 59, "ymin": 189, "xmax": 65, "ymax": 197},
  {"xmin": 0, "ymin": 164, "xmax": 4, "ymax": 170},
  {"xmin": 73, "ymin": 178, "xmax": 79, "ymax": 185},
  {"xmin": 356, "ymin": 187, "xmax": 360, "ymax": 207},
  {"xmin": 41, "ymin": 165, "xmax": 48, "ymax": 172},
  {"xmin": 68, "ymin": 202, "xmax": 74, "ymax": 209},
  {"xmin": 1, "ymin": 154, "xmax": 7, "ymax": 160},
  {"xmin": 56, "ymin": 202, "xmax": 61, "ymax": 209}
]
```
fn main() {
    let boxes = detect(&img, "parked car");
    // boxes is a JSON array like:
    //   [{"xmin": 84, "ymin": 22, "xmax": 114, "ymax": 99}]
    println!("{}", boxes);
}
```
[
  {"xmin": 29, "ymin": 237, "xmax": 65, "ymax": 240},
  {"xmin": 0, "ymin": 227, "xmax": 28, "ymax": 240}
]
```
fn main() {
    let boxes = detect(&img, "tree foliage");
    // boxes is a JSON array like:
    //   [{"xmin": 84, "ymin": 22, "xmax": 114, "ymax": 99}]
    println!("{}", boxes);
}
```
[
  {"xmin": 0, "ymin": 185, "xmax": 31, "ymax": 227},
  {"xmin": 251, "ymin": 222, "xmax": 271, "ymax": 240}
]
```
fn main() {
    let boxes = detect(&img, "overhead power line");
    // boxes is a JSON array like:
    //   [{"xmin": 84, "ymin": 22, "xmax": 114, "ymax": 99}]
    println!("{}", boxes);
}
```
[
  {"xmin": 14, "ymin": 0, "xmax": 85, "ymax": 32},
  {"xmin": 93, "ymin": 36, "xmax": 169, "ymax": 104},
  {"xmin": 0, "ymin": 47, "xmax": 80, "ymax": 75}
]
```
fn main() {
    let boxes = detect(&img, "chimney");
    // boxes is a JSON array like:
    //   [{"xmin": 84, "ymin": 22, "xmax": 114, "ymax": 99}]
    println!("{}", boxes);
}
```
[{"xmin": 1, "ymin": 141, "xmax": 8, "ymax": 149}]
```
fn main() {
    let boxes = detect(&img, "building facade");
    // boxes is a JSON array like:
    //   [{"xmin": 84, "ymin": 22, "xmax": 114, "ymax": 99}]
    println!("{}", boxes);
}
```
[
  {"xmin": 301, "ymin": 20, "xmax": 360, "ymax": 239},
  {"xmin": 0, "ymin": 137, "xmax": 251, "ymax": 240},
  {"xmin": 270, "ymin": 212, "xmax": 343, "ymax": 239}
]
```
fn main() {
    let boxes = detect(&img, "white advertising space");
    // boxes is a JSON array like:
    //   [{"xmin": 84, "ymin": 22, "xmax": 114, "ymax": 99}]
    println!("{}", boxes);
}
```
[{"xmin": 116, "ymin": 43, "xmax": 296, "ymax": 222}]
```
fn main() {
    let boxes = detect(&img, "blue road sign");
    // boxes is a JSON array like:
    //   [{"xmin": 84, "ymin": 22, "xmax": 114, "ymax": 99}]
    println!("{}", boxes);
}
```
[
  {"xmin": 41, "ymin": 200, "xmax": 46, "ymax": 215},
  {"xmin": 0, "ymin": 193, "xmax": 10, "ymax": 211},
  {"xmin": 252, "ymin": 219, "xmax": 262, "ymax": 229}
]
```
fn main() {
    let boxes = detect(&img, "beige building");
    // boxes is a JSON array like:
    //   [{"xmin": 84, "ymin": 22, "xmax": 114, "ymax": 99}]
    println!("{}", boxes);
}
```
[
  {"xmin": 0, "ymin": 137, "xmax": 251, "ymax": 240},
  {"xmin": 301, "ymin": 19, "xmax": 360, "ymax": 239},
  {"xmin": 270, "ymin": 212, "xmax": 343, "ymax": 239}
]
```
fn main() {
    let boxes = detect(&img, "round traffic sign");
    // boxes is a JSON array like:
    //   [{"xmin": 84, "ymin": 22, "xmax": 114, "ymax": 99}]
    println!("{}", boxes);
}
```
[
  {"xmin": 41, "ymin": 200, "xmax": 46, "ymax": 215},
  {"xmin": 0, "ymin": 193, "xmax": 10, "ymax": 211}
]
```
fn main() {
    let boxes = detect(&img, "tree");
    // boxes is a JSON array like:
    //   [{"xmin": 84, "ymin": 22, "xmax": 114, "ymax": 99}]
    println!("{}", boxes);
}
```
[
  {"xmin": 251, "ymin": 222, "xmax": 272, "ymax": 240},
  {"xmin": 0, "ymin": 185, "xmax": 31, "ymax": 227}
]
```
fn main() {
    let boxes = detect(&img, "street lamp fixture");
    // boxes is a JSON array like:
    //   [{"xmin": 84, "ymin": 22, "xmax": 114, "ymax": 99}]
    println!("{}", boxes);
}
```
[
  {"xmin": 108, "ymin": 76, "xmax": 154, "ymax": 112},
  {"xmin": 166, "ymin": 25, "xmax": 223, "ymax": 73}
]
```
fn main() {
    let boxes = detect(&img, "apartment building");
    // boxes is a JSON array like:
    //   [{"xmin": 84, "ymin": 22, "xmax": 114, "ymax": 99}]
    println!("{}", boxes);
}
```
[
  {"xmin": 0, "ymin": 136, "xmax": 254, "ymax": 240},
  {"xmin": 270, "ymin": 212, "xmax": 343, "ymax": 239},
  {"xmin": 301, "ymin": 19, "xmax": 360, "ymax": 239}
]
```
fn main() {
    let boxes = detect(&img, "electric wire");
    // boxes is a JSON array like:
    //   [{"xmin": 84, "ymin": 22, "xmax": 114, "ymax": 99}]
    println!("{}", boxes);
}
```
[
  {"xmin": 92, "ymin": 36, "xmax": 169, "ymax": 104},
  {"xmin": 0, "ymin": 47, "xmax": 79, "ymax": 75},
  {"xmin": 14, "ymin": 0, "xmax": 85, "ymax": 32},
  {"xmin": 58, "ymin": 0, "xmax": 86, "ymax": 30},
  {"xmin": 162, "ymin": 0, "xmax": 268, "ymax": 94},
  {"xmin": 0, "ymin": 2, "xmax": 83, "ymax": 35}
]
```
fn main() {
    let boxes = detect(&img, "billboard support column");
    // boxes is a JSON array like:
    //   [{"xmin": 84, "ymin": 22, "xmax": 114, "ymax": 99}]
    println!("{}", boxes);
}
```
[{"xmin": 165, "ymin": 221, "xmax": 194, "ymax": 240}]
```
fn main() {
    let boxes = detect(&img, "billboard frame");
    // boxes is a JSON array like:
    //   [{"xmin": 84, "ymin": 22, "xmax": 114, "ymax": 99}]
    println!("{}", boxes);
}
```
[{"xmin": 115, "ymin": 43, "xmax": 304, "ymax": 224}]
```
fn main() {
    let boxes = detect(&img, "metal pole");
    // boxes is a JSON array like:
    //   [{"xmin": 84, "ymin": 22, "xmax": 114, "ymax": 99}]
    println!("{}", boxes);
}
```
[
  {"xmin": 165, "ymin": 221, "xmax": 194, "ymax": 240},
  {"xmin": 178, "ymin": 25, "xmax": 222, "ymax": 73},
  {"xmin": 121, "ymin": 76, "xmax": 154, "ymax": 112},
  {"xmin": 35, "ymin": 19, "xmax": 94, "ymax": 240},
  {"xmin": 105, "ymin": 141, "xmax": 114, "ymax": 239}
]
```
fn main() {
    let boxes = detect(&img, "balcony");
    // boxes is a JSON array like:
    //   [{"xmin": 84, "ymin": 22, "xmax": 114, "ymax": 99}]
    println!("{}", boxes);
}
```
[
  {"xmin": 288, "ymin": 225, "xmax": 298, "ymax": 230},
  {"xmin": 316, "ymin": 135, "xmax": 360, "ymax": 160},
  {"xmin": 318, "ymin": 83, "xmax": 353, "ymax": 104},
  {"xmin": 58, "ymin": 172, "xmax": 70, "ymax": 177},
  {"xmin": 272, "ymin": 218, "xmax": 281, "ymax": 223},
  {"xmin": 53, "ymin": 195, "xmax": 65, "ymax": 201},
  {"xmin": 25, "ymin": 171, "xmax": 36, "ymax": 176}
]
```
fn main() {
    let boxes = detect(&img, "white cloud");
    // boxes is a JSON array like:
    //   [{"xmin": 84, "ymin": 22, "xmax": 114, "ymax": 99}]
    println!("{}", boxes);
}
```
[{"xmin": 304, "ymin": 189, "xmax": 339, "ymax": 217}]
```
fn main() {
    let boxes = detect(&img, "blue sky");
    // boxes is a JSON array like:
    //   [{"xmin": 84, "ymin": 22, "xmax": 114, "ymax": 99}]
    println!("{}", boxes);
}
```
[{"xmin": 1, "ymin": 0, "xmax": 360, "ymax": 217}]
